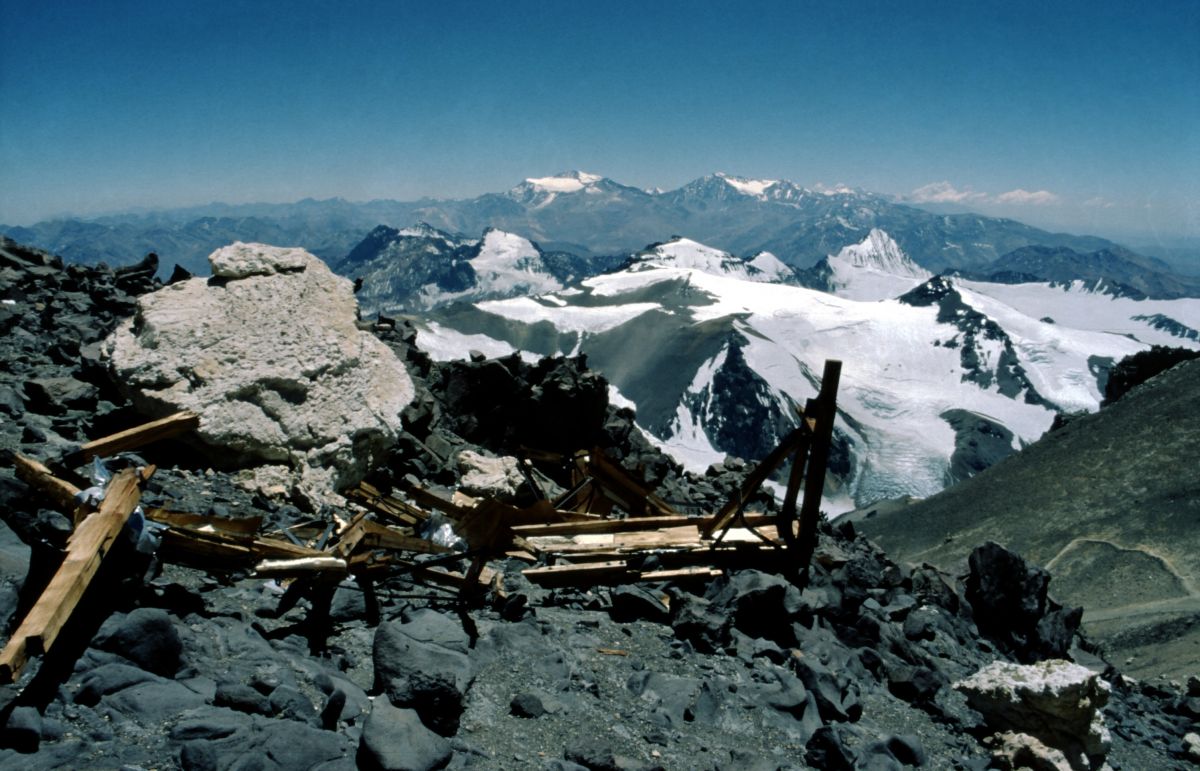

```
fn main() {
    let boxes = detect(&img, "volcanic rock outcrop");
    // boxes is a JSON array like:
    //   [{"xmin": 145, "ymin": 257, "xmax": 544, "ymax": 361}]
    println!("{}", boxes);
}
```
[{"xmin": 105, "ymin": 242, "xmax": 413, "ymax": 503}]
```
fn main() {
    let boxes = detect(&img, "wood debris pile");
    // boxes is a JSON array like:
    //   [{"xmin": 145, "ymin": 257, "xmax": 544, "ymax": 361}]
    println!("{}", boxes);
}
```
[{"xmin": 2, "ymin": 362, "xmax": 841, "ymax": 687}]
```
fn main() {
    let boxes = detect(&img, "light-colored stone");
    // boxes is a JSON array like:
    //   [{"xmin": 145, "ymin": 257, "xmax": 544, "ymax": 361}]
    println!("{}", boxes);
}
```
[
  {"xmin": 990, "ymin": 731, "xmax": 1074, "ymax": 771},
  {"xmin": 456, "ymin": 450, "xmax": 525, "ymax": 500},
  {"xmin": 106, "ymin": 243, "xmax": 413, "ymax": 505},
  {"xmin": 1184, "ymin": 732, "xmax": 1200, "ymax": 764},
  {"xmin": 954, "ymin": 659, "xmax": 1111, "ymax": 771},
  {"xmin": 210, "ymin": 241, "xmax": 311, "ymax": 278}
]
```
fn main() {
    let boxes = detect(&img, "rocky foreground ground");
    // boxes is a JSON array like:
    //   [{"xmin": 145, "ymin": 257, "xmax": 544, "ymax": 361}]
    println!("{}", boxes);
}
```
[{"xmin": 0, "ymin": 239, "xmax": 1197, "ymax": 770}]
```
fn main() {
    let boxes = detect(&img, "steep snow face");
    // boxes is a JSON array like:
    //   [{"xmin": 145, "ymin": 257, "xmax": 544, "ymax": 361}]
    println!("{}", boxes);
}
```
[
  {"xmin": 419, "ymin": 257, "xmax": 1196, "ymax": 507},
  {"xmin": 822, "ymin": 229, "xmax": 932, "ymax": 301},
  {"xmin": 636, "ymin": 238, "xmax": 793, "ymax": 283},
  {"xmin": 835, "ymin": 229, "xmax": 926, "ymax": 277},
  {"xmin": 470, "ymin": 230, "xmax": 562, "ymax": 295},
  {"xmin": 747, "ymin": 251, "xmax": 793, "ymax": 282}
]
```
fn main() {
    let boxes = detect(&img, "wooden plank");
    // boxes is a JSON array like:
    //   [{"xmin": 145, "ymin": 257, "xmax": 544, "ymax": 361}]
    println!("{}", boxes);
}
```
[
  {"xmin": 255, "ymin": 556, "xmax": 348, "ymax": 578},
  {"xmin": 523, "ymin": 561, "xmax": 632, "ymax": 586},
  {"xmin": 344, "ymin": 482, "xmax": 428, "ymax": 526},
  {"xmin": 59, "ymin": 411, "xmax": 200, "ymax": 468},
  {"xmin": 145, "ymin": 508, "xmax": 263, "ymax": 536},
  {"xmin": 0, "ymin": 466, "xmax": 150, "ymax": 683},
  {"xmin": 13, "ymin": 454, "xmax": 82, "ymax": 511},
  {"xmin": 513, "ymin": 515, "xmax": 694, "ymax": 537},
  {"xmin": 399, "ymin": 482, "xmax": 476, "ymax": 520},
  {"xmin": 349, "ymin": 518, "xmax": 451, "ymax": 557},
  {"xmin": 514, "ymin": 513, "xmax": 778, "ymax": 538},
  {"xmin": 639, "ymin": 567, "xmax": 723, "ymax": 582},
  {"xmin": 158, "ymin": 528, "xmax": 254, "ymax": 567},
  {"xmin": 585, "ymin": 449, "xmax": 679, "ymax": 518}
]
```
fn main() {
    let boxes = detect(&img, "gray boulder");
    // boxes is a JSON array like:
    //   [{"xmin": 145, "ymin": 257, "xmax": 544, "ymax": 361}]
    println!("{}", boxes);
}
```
[
  {"xmin": 106, "ymin": 242, "xmax": 413, "ymax": 504},
  {"xmin": 372, "ymin": 609, "xmax": 474, "ymax": 736},
  {"xmin": 358, "ymin": 700, "xmax": 451, "ymax": 771}
]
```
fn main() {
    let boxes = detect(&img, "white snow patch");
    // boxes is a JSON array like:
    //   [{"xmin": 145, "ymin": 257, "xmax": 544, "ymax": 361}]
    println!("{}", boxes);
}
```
[
  {"xmin": 416, "ymin": 323, "xmax": 521, "ymax": 362},
  {"xmin": 475, "ymin": 296, "xmax": 660, "ymax": 334},
  {"xmin": 470, "ymin": 230, "xmax": 563, "ymax": 296},
  {"xmin": 523, "ymin": 171, "xmax": 602, "ymax": 193},
  {"xmin": 718, "ymin": 172, "xmax": 779, "ymax": 198}
]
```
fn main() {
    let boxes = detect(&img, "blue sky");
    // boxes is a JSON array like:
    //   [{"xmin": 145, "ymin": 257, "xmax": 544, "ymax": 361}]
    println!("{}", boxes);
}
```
[{"xmin": 1, "ymin": 0, "xmax": 1197, "ymax": 243}]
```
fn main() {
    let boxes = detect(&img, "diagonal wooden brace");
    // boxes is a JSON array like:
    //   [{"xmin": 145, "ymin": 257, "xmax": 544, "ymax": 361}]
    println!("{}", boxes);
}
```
[{"xmin": 0, "ymin": 465, "xmax": 153, "ymax": 684}]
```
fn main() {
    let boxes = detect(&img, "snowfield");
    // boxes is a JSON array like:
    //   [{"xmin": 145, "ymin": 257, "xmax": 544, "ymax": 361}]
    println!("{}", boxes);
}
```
[{"xmin": 417, "ymin": 233, "xmax": 1200, "ymax": 507}]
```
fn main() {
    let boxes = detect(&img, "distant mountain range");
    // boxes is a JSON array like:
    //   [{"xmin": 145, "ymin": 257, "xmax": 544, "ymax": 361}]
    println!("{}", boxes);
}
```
[{"xmin": 10, "ymin": 170, "xmax": 1193, "ymax": 295}]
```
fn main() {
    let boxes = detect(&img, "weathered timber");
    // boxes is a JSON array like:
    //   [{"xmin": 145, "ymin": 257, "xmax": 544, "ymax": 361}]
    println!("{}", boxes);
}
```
[
  {"xmin": 334, "ymin": 516, "xmax": 450, "ymax": 558},
  {"xmin": 255, "ymin": 556, "xmax": 348, "ymax": 578},
  {"xmin": 513, "ymin": 513, "xmax": 778, "ymax": 538},
  {"xmin": 701, "ymin": 427, "xmax": 810, "ymax": 538},
  {"xmin": 344, "ymin": 481, "xmax": 428, "ymax": 526},
  {"xmin": 145, "ymin": 508, "xmax": 263, "ymax": 536},
  {"xmin": 0, "ymin": 466, "xmax": 152, "ymax": 684},
  {"xmin": 59, "ymin": 411, "xmax": 200, "ymax": 468},
  {"xmin": 794, "ymin": 359, "xmax": 841, "ymax": 586},
  {"xmin": 347, "ymin": 551, "xmax": 496, "ymax": 590},
  {"xmin": 522, "ymin": 560, "xmax": 724, "ymax": 587},
  {"xmin": 13, "ymin": 454, "xmax": 82, "ymax": 511},
  {"xmin": 397, "ymin": 481, "xmax": 476, "ymax": 520},
  {"xmin": 583, "ymin": 449, "xmax": 679, "ymax": 518}
]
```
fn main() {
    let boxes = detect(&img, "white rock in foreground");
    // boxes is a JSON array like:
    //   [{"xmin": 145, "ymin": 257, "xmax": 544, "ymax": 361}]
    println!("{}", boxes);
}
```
[
  {"xmin": 107, "ymin": 242, "xmax": 413, "ymax": 504},
  {"xmin": 954, "ymin": 659, "xmax": 1111, "ymax": 771}
]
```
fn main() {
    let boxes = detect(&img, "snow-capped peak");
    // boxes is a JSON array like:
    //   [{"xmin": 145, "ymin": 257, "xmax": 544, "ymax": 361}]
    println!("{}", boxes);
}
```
[
  {"xmin": 394, "ymin": 222, "xmax": 460, "ymax": 242},
  {"xmin": 522, "ymin": 170, "xmax": 603, "ymax": 193},
  {"xmin": 812, "ymin": 182, "xmax": 859, "ymax": 196},
  {"xmin": 833, "ymin": 229, "xmax": 928, "ymax": 278},
  {"xmin": 715, "ymin": 172, "xmax": 780, "ymax": 198},
  {"xmin": 634, "ymin": 238, "xmax": 790, "ymax": 283}
]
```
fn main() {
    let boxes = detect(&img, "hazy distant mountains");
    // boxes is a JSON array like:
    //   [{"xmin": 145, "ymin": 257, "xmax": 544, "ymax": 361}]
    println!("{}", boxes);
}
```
[
  {"xmin": 3, "ymin": 170, "xmax": 1164, "ymax": 285},
  {"xmin": 963, "ymin": 244, "xmax": 1200, "ymax": 299}
]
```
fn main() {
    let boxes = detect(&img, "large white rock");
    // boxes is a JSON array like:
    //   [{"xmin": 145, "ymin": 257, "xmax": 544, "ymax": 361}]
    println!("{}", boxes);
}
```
[
  {"xmin": 954, "ymin": 659, "xmax": 1111, "ymax": 771},
  {"xmin": 106, "ymin": 242, "xmax": 413, "ymax": 504}
]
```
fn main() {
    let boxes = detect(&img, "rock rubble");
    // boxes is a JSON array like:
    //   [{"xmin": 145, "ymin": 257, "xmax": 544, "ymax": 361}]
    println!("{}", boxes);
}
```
[{"xmin": 0, "ymin": 240, "xmax": 1195, "ymax": 770}]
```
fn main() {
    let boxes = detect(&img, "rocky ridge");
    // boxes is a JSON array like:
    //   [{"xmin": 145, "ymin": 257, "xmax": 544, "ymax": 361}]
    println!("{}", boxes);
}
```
[{"xmin": 0, "ymin": 241, "xmax": 1195, "ymax": 769}]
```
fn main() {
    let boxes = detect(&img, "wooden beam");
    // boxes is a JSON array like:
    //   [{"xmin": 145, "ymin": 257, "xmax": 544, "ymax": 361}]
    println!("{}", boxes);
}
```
[
  {"xmin": 585, "ymin": 449, "xmax": 679, "ymax": 518},
  {"xmin": 58, "ymin": 411, "xmax": 200, "ymax": 468},
  {"xmin": 0, "ymin": 466, "xmax": 151, "ymax": 684},
  {"xmin": 255, "ymin": 556, "xmax": 348, "ymax": 578},
  {"xmin": 13, "ymin": 454, "xmax": 82, "ymax": 511},
  {"xmin": 344, "ymin": 482, "xmax": 428, "ymax": 527},
  {"xmin": 794, "ymin": 360, "xmax": 841, "ymax": 585},
  {"xmin": 145, "ymin": 508, "xmax": 262, "ymax": 536}
]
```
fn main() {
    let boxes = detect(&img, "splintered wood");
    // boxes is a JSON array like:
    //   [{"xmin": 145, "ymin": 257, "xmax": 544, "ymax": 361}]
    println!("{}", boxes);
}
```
[
  {"xmin": 1, "ymin": 359, "xmax": 841, "ymax": 680},
  {"xmin": 0, "ymin": 466, "xmax": 153, "ymax": 683}
]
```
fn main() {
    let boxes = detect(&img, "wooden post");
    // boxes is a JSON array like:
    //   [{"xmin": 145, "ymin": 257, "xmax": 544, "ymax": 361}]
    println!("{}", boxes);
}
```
[
  {"xmin": 0, "ymin": 466, "xmax": 152, "ymax": 684},
  {"xmin": 794, "ymin": 360, "xmax": 841, "ymax": 587}
]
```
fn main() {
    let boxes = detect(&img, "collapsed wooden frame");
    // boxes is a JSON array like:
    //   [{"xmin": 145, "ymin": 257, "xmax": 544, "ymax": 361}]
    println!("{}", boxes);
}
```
[{"xmin": 0, "ymin": 358, "xmax": 841, "ymax": 683}]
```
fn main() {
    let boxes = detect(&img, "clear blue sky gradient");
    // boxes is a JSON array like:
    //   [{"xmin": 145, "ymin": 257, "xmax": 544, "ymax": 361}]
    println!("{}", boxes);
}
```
[{"xmin": 2, "ymin": 0, "xmax": 1197, "ymax": 241}]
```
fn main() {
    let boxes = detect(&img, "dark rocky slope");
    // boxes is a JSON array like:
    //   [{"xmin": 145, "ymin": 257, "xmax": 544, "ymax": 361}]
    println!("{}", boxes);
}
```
[
  {"xmin": 852, "ymin": 357, "xmax": 1200, "ymax": 683},
  {"xmin": 0, "ymin": 240, "xmax": 1195, "ymax": 769}
]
